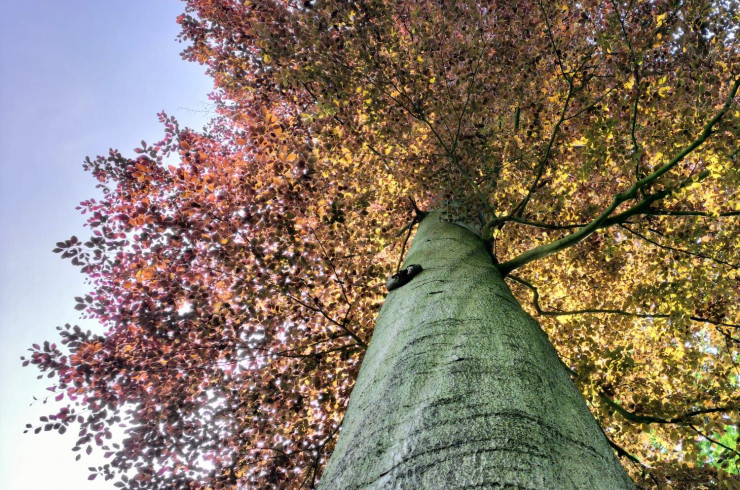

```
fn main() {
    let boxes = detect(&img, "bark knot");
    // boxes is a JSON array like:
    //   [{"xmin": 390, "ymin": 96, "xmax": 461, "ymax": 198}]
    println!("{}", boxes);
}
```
[{"xmin": 386, "ymin": 264, "xmax": 423, "ymax": 291}]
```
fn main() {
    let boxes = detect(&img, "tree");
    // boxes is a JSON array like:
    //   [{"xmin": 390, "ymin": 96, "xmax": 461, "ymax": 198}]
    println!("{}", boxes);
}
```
[{"xmin": 24, "ymin": 0, "xmax": 739, "ymax": 487}]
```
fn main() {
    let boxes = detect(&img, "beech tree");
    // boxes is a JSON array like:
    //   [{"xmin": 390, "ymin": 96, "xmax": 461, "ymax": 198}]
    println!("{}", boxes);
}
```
[{"xmin": 25, "ymin": 0, "xmax": 740, "ymax": 488}]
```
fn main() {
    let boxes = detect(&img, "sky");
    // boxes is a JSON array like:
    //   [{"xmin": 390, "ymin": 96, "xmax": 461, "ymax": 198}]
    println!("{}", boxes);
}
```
[{"xmin": 0, "ymin": 1, "xmax": 213, "ymax": 488}]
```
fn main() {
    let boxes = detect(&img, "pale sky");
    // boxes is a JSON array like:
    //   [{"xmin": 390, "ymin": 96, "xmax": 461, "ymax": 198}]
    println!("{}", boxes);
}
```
[{"xmin": 0, "ymin": 1, "xmax": 213, "ymax": 488}]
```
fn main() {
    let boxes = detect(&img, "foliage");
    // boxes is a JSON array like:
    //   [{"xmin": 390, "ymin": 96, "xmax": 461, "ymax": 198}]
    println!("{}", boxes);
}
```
[
  {"xmin": 699, "ymin": 425, "xmax": 739, "ymax": 475},
  {"xmin": 24, "ymin": 0, "xmax": 740, "ymax": 487}
]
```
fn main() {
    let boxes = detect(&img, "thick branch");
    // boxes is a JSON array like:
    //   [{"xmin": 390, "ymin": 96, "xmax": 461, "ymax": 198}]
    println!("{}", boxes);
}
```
[{"xmin": 498, "ymin": 77, "xmax": 739, "ymax": 276}]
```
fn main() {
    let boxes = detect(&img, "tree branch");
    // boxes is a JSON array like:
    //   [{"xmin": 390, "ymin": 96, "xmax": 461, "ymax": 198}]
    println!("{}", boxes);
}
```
[
  {"xmin": 599, "ymin": 391, "xmax": 738, "ymax": 426},
  {"xmin": 688, "ymin": 424, "xmax": 740, "ymax": 460},
  {"xmin": 620, "ymin": 223, "xmax": 738, "ymax": 269},
  {"xmin": 646, "ymin": 209, "xmax": 740, "ymax": 218},
  {"xmin": 498, "ymin": 76, "xmax": 740, "ymax": 276},
  {"xmin": 507, "ymin": 274, "xmax": 740, "ymax": 329},
  {"xmin": 511, "ymin": 85, "xmax": 573, "ymax": 219},
  {"xmin": 609, "ymin": 0, "xmax": 643, "ymax": 182},
  {"xmin": 284, "ymin": 293, "xmax": 368, "ymax": 349}
]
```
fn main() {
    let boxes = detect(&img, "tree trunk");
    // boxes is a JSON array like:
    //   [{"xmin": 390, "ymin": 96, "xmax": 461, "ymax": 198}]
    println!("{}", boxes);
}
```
[{"xmin": 319, "ymin": 212, "xmax": 634, "ymax": 489}]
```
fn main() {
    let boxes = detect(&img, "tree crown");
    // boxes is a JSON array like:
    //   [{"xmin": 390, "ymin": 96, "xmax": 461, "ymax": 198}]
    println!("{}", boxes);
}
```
[{"xmin": 26, "ymin": 0, "xmax": 739, "ymax": 487}]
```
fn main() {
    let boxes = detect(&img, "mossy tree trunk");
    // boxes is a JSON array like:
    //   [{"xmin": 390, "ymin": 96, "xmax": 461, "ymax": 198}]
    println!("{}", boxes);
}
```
[{"xmin": 319, "ymin": 212, "xmax": 633, "ymax": 489}]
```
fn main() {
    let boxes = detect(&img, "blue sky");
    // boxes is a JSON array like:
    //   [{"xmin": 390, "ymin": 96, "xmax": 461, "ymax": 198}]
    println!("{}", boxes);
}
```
[{"xmin": 0, "ymin": 1, "xmax": 213, "ymax": 487}]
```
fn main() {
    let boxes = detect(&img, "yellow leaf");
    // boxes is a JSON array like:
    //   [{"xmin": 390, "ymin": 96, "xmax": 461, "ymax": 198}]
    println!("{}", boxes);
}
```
[{"xmin": 569, "ymin": 137, "xmax": 588, "ymax": 148}]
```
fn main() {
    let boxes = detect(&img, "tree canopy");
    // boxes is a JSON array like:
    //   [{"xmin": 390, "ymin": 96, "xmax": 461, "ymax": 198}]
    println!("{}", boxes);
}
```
[{"xmin": 25, "ymin": 0, "xmax": 739, "ymax": 487}]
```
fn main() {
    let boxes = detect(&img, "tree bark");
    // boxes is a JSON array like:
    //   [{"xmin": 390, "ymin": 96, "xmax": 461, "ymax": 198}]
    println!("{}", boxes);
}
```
[{"xmin": 319, "ymin": 212, "xmax": 634, "ymax": 489}]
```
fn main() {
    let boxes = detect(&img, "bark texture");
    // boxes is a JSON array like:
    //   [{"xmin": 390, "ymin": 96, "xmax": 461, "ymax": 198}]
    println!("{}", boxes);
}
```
[{"xmin": 319, "ymin": 212, "xmax": 634, "ymax": 489}]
